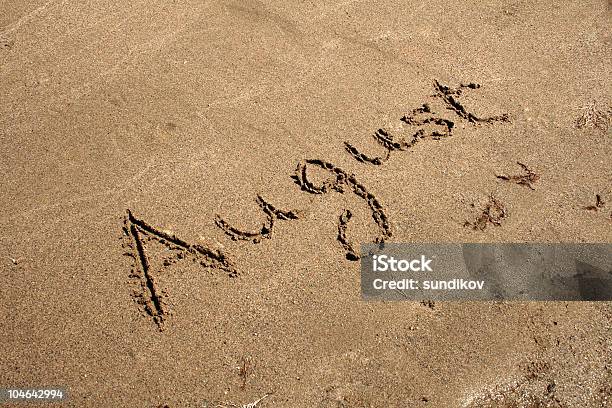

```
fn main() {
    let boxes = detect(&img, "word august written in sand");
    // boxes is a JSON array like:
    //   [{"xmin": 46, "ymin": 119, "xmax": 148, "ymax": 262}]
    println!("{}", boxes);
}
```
[{"xmin": 122, "ymin": 80, "xmax": 509, "ymax": 330}]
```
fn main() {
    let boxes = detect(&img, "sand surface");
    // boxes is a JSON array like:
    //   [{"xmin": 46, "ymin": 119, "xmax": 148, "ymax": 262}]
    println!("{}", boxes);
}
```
[{"xmin": 1, "ymin": 1, "xmax": 611, "ymax": 407}]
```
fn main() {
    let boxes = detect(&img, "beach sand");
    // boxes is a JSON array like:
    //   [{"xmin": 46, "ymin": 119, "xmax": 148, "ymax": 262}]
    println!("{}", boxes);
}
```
[{"xmin": 1, "ymin": 1, "xmax": 611, "ymax": 406}]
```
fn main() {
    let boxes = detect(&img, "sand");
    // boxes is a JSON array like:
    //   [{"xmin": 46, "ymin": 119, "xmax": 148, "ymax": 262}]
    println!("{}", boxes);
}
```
[{"xmin": 1, "ymin": 0, "xmax": 611, "ymax": 407}]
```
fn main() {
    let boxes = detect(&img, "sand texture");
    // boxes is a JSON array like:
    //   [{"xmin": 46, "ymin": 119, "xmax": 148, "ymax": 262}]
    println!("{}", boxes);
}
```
[{"xmin": 1, "ymin": 0, "xmax": 611, "ymax": 407}]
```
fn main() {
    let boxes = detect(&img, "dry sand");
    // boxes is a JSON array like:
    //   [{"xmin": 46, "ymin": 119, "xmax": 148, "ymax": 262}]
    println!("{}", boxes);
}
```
[{"xmin": 1, "ymin": 0, "xmax": 611, "ymax": 407}]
